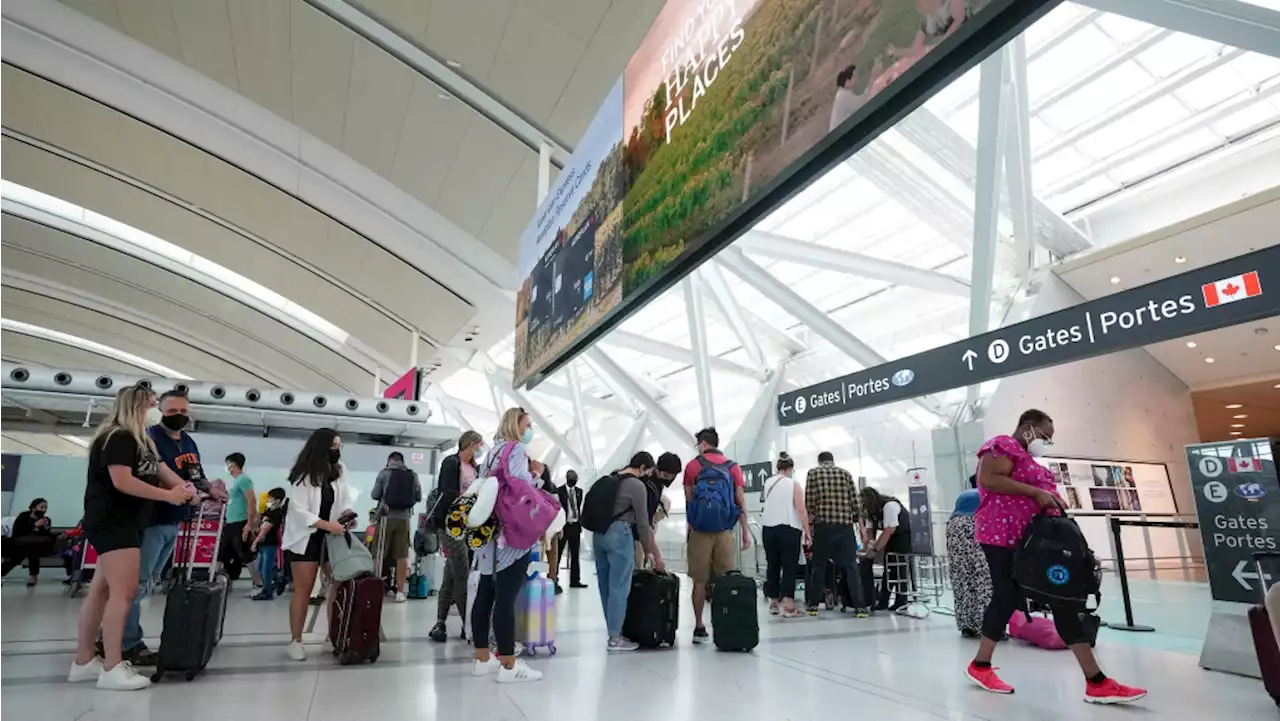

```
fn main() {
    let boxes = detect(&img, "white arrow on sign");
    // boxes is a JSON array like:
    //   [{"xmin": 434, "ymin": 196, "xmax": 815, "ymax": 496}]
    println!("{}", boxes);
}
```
[
  {"xmin": 1232, "ymin": 559, "xmax": 1272, "ymax": 590},
  {"xmin": 961, "ymin": 349, "xmax": 977, "ymax": 371},
  {"xmin": 780, "ymin": 402, "xmax": 791, "ymax": 418}
]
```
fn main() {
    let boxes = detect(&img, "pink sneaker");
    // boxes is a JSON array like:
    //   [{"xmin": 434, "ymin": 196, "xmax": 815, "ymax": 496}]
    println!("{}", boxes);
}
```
[
  {"xmin": 966, "ymin": 661, "xmax": 1014, "ymax": 694},
  {"xmin": 1084, "ymin": 678, "xmax": 1147, "ymax": 705}
]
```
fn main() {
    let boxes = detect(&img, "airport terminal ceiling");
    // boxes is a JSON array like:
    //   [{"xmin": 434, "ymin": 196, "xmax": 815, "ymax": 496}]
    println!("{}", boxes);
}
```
[{"xmin": 2, "ymin": 0, "xmax": 1279, "ymax": 480}]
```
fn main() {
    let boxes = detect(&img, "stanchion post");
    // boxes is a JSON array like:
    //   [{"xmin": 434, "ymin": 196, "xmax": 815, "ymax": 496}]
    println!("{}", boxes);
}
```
[{"xmin": 1107, "ymin": 516, "xmax": 1155, "ymax": 632}]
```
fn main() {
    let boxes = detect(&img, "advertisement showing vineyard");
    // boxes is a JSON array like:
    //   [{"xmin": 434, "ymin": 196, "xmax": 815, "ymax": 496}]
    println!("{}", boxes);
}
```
[{"xmin": 514, "ymin": 0, "xmax": 1003, "ymax": 388}]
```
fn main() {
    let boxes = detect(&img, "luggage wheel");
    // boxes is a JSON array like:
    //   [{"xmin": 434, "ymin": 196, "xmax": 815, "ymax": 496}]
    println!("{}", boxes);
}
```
[
  {"xmin": 184, "ymin": 670, "xmax": 198, "ymax": 681},
  {"xmin": 549, "ymin": 644, "xmax": 557, "ymax": 655}
]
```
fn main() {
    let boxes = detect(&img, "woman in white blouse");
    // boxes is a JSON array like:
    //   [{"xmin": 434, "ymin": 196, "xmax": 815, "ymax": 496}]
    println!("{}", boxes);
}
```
[
  {"xmin": 760, "ymin": 452, "xmax": 811, "ymax": 618},
  {"xmin": 282, "ymin": 428, "xmax": 353, "ymax": 662}
]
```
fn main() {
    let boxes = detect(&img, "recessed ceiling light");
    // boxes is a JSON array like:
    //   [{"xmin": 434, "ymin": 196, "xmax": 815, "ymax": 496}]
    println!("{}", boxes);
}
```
[
  {"xmin": 1230, "ymin": 431, "xmax": 1243, "ymax": 436},
  {"xmin": 1110, "ymin": 276, "xmax": 1121, "ymax": 284},
  {"xmin": 1174, "ymin": 256, "xmax": 1187, "ymax": 264},
  {"xmin": 1186, "ymin": 341, "xmax": 1197, "ymax": 348},
  {"xmin": 1274, "ymin": 344, "xmax": 1280, "ymax": 351},
  {"xmin": 1227, "ymin": 403, "xmax": 1244, "ymax": 409},
  {"xmin": 446, "ymin": 59, "xmax": 463, "ymax": 68},
  {"xmin": 1234, "ymin": 414, "xmax": 1249, "ymax": 419},
  {"xmin": 1231, "ymin": 423, "xmax": 1246, "ymax": 428},
  {"xmin": 1204, "ymin": 357, "xmax": 1215, "ymax": 363},
  {"xmin": 437, "ymin": 92, "xmax": 452, "ymax": 100},
  {"xmin": 1275, "ymin": 383, "xmax": 1280, "ymax": 389}
]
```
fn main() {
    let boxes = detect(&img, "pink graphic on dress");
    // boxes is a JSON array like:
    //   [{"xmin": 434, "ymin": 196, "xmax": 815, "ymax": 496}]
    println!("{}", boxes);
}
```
[{"xmin": 974, "ymin": 435, "xmax": 1061, "ymax": 548}]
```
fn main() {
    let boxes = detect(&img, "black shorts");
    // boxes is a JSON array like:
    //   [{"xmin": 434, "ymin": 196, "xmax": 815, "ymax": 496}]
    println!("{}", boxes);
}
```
[
  {"xmin": 285, "ymin": 531, "xmax": 326, "ymax": 564},
  {"xmin": 83, "ymin": 524, "xmax": 144, "ymax": 554}
]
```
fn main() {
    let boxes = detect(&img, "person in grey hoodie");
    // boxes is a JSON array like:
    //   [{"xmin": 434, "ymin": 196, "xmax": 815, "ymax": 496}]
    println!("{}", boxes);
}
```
[
  {"xmin": 593, "ymin": 452, "xmax": 666, "ymax": 652},
  {"xmin": 371, "ymin": 452, "xmax": 421, "ymax": 602}
]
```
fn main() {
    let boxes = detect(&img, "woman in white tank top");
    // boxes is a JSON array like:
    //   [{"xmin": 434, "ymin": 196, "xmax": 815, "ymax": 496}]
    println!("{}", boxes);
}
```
[{"xmin": 760, "ymin": 453, "xmax": 811, "ymax": 617}]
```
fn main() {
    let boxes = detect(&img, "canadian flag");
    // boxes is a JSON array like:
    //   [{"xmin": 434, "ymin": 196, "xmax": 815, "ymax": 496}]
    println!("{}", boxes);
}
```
[
  {"xmin": 1202, "ymin": 271, "xmax": 1262, "ymax": 307},
  {"xmin": 1230, "ymin": 456, "xmax": 1263, "ymax": 473}
]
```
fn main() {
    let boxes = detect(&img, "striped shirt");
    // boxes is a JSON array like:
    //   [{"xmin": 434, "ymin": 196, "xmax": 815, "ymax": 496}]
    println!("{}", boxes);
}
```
[{"xmin": 475, "ymin": 440, "xmax": 538, "ymax": 575}]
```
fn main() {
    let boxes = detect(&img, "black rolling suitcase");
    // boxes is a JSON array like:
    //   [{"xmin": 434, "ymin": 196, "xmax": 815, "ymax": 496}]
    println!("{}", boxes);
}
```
[
  {"xmin": 623, "ymin": 569, "xmax": 679, "ymax": 648},
  {"xmin": 153, "ymin": 505, "xmax": 229, "ymax": 682},
  {"xmin": 711, "ymin": 570, "xmax": 758, "ymax": 652}
]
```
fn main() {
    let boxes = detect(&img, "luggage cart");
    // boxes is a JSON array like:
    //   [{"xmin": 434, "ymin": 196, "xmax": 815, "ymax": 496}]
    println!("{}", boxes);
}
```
[
  {"xmin": 65, "ymin": 542, "xmax": 97, "ymax": 599},
  {"xmin": 883, "ymin": 552, "xmax": 949, "ymax": 619}
]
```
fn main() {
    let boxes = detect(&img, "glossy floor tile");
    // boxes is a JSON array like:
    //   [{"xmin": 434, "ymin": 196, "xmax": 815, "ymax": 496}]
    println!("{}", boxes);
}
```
[{"xmin": 3, "ymin": 572, "xmax": 1273, "ymax": 720}]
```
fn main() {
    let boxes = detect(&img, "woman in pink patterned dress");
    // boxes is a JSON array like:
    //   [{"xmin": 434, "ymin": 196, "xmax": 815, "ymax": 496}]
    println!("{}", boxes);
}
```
[{"xmin": 965, "ymin": 409, "xmax": 1147, "ymax": 705}]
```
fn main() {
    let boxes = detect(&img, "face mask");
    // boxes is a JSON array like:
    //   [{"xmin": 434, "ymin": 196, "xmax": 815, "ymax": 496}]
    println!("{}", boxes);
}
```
[
  {"xmin": 32, "ymin": 509, "xmax": 45, "ymax": 518},
  {"xmin": 327, "ymin": 448, "xmax": 342, "ymax": 464},
  {"xmin": 145, "ymin": 406, "xmax": 163, "ymax": 427},
  {"xmin": 566, "ymin": 477, "xmax": 577, "ymax": 487},
  {"xmin": 521, "ymin": 427, "xmax": 534, "ymax": 445},
  {"xmin": 160, "ymin": 413, "xmax": 189, "ymax": 431},
  {"xmin": 1027, "ymin": 438, "xmax": 1052, "ymax": 457}
]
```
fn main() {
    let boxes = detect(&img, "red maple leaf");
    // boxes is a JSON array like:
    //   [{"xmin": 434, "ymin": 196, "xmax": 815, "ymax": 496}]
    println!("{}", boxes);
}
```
[{"xmin": 1222, "ymin": 282, "xmax": 1240, "ymax": 296}]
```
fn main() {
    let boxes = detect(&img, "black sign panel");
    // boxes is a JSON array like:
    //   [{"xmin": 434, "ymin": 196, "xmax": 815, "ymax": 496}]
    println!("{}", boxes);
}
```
[
  {"xmin": 741, "ymin": 461, "xmax": 772, "ymax": 497},
  {"xmin": 778, "ymin": 246, "xmax": 1280, "ymax": 425},
  {"xmin": 1, "ymin": 453, "xmax": 21, "ymax": 492},
  {"xmin": 908, "ymin": 484, "xmax": 933, "ymax": 555},
  {"xmin": 1187, "ymin": 439, "xmax": 1280, "ymax": 603}
]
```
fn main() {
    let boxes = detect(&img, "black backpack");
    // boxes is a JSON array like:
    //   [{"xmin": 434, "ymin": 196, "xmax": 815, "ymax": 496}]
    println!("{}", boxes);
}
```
[
  {"xmin": 382, "ymin": 468, "xmax": 417, "ymax": 511},
  {"xmin": 579, "ymin": 473, "xmax": 625, "ymax": 534},
  {"xmin": 1013, "ymin": 514, "xmax": 1101, "ymax": 611}
]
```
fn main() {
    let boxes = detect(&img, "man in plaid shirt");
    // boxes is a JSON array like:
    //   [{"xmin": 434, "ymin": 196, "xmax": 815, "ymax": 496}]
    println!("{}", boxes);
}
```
[{"xmin": 804, "ymin": 452, "xmax": 869, "ymax": 616}]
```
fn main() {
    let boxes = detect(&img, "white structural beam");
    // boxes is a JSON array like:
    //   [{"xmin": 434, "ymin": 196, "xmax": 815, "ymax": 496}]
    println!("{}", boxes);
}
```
[
  {"xmin": 846, "ymin": 143, "xmax": 976, "ymax": 251},
  {"xmin": 725, "ymin": 365, "xmax": 786, "ymax": 464},
  {"xmin": 1029, "ymin": 27, "xmax": 1171, "ymax": 116},
  {"xmin": 601, "ymin": 330, "xmax": 763, "ymax": 381},
  {"xmin": 682, "ymin": 275, "xmax": 716, "ymax": 428},
  {"xmin": 487, "ymin": 372, "xmax": 587, "ymax": 470},
  {"xmin": 305, "ymin": 0, "xmax": 573, "ymax": 165},
  {"xmin": 523, "ymin": 373, "xmax": 632, "ymax": 414},
  {"xmin": 565, "ymin": 362, "xmax": 596, "ymax": 472},
  {"xmin": 969, "ymin": 50, "xmax": 1007, "ymax": 402},
  {"xmin": 740, "ymin": 306, "xmax": 808, "ymax": 357},
  {"xmin": 1002, "ymin": 38, "xmax": 1036, "ymax": 283},
  {"xmin": 597, "ymin": 413, "xmax": 650, "ymax": 479},
  {"xmin": 580, "ymin": 354, "xmax": 639, "ymax": 413},
  {"xmin": 585, "ymin": 348, "xmax": 689, "ymax": 451},
  {"xmin": 718, "ymin": 247, "xmax": 942, "ymax": 417},
  {"xmin": 736, "ymin": 231, "xmax": 971, "ymax": 297},
  {"xmin": 1079, "ymin": 0, "xmax": 1280, "ymax": 60},
  {"xmin": 699, "ymin": 263, "xmax": 767, "ymax": 369}
]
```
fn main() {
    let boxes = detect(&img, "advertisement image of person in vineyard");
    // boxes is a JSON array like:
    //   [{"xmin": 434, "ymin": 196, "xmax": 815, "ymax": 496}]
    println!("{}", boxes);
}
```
[
  {"xmin": 513, "ymin": 80, "xmax": 627, "ymax": 387},
  {"xmin": 620, "ymin": 0, "xmax": 985, "ymax": 295}
]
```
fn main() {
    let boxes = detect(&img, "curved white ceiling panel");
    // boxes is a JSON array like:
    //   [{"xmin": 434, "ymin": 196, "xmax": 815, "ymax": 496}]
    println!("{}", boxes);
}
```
[
  {"xmin": 1, "ymin": 330, "xmax": 155, "ymax": 376},
  {"xmin": 1, "ymin": 319, "xmax": 191, "ymax": 378},
  {"xmin": 2, "ymin": 288, "xmax": 267, "ymax": 386},
  {"xmin": 2, "ymin": 216, "xmax": 373, "ymax": 392},
  {"xmin": 2, "ymin": 3, "xmax": 517, "ymax": 353}
]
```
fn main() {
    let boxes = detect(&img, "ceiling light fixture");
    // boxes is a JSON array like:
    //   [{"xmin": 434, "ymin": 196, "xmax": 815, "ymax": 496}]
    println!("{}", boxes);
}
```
[
  {"xmin": 1174, "ymin": 256, "xmax": 1187, "ymax": 264},
  {"xmin": 446, "ymin": 59, "xmax": 463, "ymax": 68},
  {"xmin": 1110, "ymin": 276, "xmax": 1121, "ymax": 284},
  {"xmin": 1274, "ymin": 344, "xmax": 1280, "ymax": 351},
  {"xmin": 1230, "ymin": 431, "xmax": 1243, "ymax": 436},
  {"xmin": 1204, "ymin": 357, "xmax": 1215, "ymax": 363},
  {"xmin": 1186, "ymin": 341, "xmax": 1197, "ymax": 348},
  {"xmin": 1231, "ymin": 423, "xmax": 1246, "ymax": 428},
  {"xmin": 1227, "ymin": 404, "xmax": 1244, "ymax": 409},
  {"xmin": 1234, "ymin": 414, "xmax": 1249, "ymax": 419}
]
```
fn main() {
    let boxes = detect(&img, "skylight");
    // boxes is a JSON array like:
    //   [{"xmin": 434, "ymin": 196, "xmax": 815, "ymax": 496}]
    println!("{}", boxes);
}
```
[{"xmin": 1, "ymin": 318, "xmax": 192, "ymax": 379}]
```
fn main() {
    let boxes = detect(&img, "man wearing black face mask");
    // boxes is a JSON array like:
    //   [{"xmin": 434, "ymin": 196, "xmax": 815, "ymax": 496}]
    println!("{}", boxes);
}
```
[{"xmin": 557, "ymin": 470, "xmax": 587, "ymax": 590}]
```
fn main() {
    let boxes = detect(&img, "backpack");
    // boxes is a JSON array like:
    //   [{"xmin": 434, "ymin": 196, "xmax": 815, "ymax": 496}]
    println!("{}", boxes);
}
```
[
  {"xmin": 687, "ymin": 455, "xmax": 740, "ymax": 533},
  {"xmin": 1013, "ymin": 514, "xmax": 1101, "ymax": 611},
  {"xmin": 382, "ymin": 468, "xmax": 417, "ymax": 511},
  {"xmin": 491, "ymin": 442, "xmax": 561, "ymax": 549},
  {"xmin": 579, "ymin": 473, "xmax": 625, "ymax": 534},
  {"xmin": 442, "ymin": 491, "xmax": 498, "ymax": 551}
]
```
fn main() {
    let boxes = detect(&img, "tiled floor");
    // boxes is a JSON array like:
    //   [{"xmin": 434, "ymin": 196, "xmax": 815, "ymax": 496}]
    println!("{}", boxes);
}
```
[{"xmin": 2, "ymin": 572, "xmax": 1273, "ymax": 721}]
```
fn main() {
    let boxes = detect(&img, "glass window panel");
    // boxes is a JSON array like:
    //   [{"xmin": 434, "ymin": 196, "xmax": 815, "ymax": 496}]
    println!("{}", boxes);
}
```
[
  {"xmin": 1037, "ymin": 62, "xmax": 1156, "ymax": 130},
  {"xmin": 1110, "ymin": 128, "xmax": 1221, "ymax": 183},
  {"xmin": 1094, "ymin": 13, "xmax": 1158, "ymax": 43},
  {"xmin": 1211, "ymin": 99, "xmax": 1280, "ymax": 137},
  {"xmin": 1133, "ymin": 33, "xmax": 1221, "ymax": 79},
  {"xmin": 1071, "ymin": 95, "xmax": 1192, "ymax": 159},
  {"xmin": 1176, "ymin": 64, "xmax": 1250, "ymax": 112}
]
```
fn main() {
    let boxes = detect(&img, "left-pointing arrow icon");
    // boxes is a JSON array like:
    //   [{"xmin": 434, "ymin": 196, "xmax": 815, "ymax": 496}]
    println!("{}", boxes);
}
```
[
  {"xmin": 962, "ymin": 349, "xmax": 977, "ymax": 371},
  {"xmin": 780, "ymin": 402, "xmax": 791, "ymax": 417}
]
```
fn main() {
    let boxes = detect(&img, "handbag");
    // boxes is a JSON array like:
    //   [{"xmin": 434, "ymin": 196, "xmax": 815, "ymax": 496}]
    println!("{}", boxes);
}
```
[
  {"xmin": 491, "ymin": 442, "xmax": 561, "ymax": 549},
  {"xmin": 326, "ymin": 532, "xmax": 375, "ymax": 582}
]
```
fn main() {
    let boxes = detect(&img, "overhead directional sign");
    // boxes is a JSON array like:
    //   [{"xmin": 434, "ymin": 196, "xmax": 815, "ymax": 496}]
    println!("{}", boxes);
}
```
[
  {"xmin": 1188, "ymin": 439, "xmax": 1280, "ymax": 603},
  {"xmin": 777, "ymin": 246, "xmax": 1280, "ymax": 426}
]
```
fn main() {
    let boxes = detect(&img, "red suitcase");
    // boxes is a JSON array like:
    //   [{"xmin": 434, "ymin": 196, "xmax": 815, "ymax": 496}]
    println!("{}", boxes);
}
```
[
  {"xmin": 1250, "ymin": 552, "xmax": 1280, "ymax": 706},
  {"xmin": 330, "ymin": 575, "xmax": 383, "ymax": 665}
]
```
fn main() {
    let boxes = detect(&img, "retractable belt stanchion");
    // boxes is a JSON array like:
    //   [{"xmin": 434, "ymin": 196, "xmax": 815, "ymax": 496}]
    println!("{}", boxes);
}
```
[{"xmin": 1107, "ymin": 516, "xmax": 1199, "ymax": 633}]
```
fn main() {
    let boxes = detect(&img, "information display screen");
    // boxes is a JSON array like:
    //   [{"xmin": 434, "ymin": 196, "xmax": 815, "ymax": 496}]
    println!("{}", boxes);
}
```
[{"xmin": 513, "ymin": 0, "xmax": 1053, "ymax": 388}]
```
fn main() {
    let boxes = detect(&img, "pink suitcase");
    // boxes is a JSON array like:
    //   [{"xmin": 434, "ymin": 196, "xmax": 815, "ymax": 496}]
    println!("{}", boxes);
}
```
[{"xmin": 515, "ymin": 575, "xmax": 557, "ymax": 655}]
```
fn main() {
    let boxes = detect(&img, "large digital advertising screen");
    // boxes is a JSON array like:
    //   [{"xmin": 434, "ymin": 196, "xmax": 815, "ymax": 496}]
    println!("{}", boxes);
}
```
[{"xmin": 514, "ymin": 0, "xmax": 1054, "ymax": 388}]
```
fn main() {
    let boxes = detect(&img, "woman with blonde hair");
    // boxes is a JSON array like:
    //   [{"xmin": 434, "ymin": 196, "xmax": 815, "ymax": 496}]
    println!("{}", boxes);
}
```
[
  {"xmin": 470, "ymin": 407, "xmax": 544, "ymax": 683},
  {"xmin": 70, "ymin": 384, "xmax": 197, "ymax": 691}
]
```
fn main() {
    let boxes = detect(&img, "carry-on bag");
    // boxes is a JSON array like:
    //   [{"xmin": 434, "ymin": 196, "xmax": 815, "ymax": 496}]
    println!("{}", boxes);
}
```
[
  {"xmin": 515, "ymin": 574, "xmax": 557, "ymax": 655},
  {"xmin": 407, "ymin": 556, "xmax": 431, "ymax": 599},
  {"xmin": 711, "ymin": 570, "xmax": 759, "ymax": 652},
  {"xmin": 153, "ymin": 504, "xmax": 229, "ymax": 682},
  {"xmin": 1250, "ymin": 551, "xmax": 1280, "ymax": 706},
  {"xmin": 623, "ymin": 569, "xmax": 679, "ymax": 648},
  {"xmin": 329, "ymin": 518, "xmax": 385, "ymax": 664}
]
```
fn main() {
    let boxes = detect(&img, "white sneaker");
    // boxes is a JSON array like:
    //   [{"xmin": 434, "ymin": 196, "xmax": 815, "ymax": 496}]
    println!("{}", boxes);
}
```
[
  {"xmin": 68, "ymin": 657, "xmax": 103, "ymax": 683},
  {"xmin": 287, "ymin": 641, "xmax": 307, "ymax": 662},
  {"xmin": 496, "ymin": 658, "xmax": 543, "ymax": 683},
  {"xmin": 607, "ymin": 637, "xmax": 640, "ymax": 652},
  {"xmin": 470, "ymin": 656, "xmax": 501, "ymax": 677},
  {"xmin": 95, "ymin": 661, "xmax": 151, "ymax": 691},
  {"xmin": 394, "ymin": 591, "xmax": 407, "ymax": 603},
  {"xmin": 322, "ymin": 638, "xmax": 334, "ymax": 654}
]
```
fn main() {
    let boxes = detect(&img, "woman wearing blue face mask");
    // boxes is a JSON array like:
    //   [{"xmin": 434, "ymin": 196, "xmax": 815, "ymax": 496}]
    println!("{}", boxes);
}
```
[{"xmin": 469, "ymin": 407, "xmax": 543, "ymax": 684}]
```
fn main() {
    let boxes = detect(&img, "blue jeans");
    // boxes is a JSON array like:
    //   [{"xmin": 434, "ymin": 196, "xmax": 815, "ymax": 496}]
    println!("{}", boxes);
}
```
[
  {"xmin": 257, "ymin": 544, "xmax": 280, "ymax": 598},
  {"xmin": 124, "ymin": 523, "xmax": 179, "ymax": 651},
  {"xmin": 593, "ymin": 522, "xmax": 636, "ymax": 638}
]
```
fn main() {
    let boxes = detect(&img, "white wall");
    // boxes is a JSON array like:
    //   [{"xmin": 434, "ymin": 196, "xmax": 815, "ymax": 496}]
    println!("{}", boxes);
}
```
[{"xmin": 982, "ymin": 273, "xmax": 1204, "ymax": 558}]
